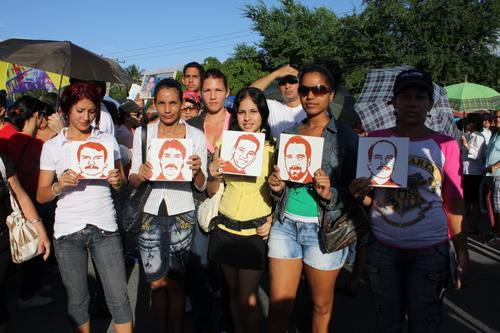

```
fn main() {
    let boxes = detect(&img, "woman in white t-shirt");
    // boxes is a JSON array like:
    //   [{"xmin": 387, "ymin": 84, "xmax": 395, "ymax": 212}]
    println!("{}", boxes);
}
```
[{"xmin": 37, "ymin": 82, "xmax": 132, "ymax": 333}]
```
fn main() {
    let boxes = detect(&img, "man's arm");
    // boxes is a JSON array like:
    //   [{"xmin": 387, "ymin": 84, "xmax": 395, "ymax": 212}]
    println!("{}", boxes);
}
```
[{"xmin": 250, "ymin": 64, "xmax": 298, "ymax": 91}]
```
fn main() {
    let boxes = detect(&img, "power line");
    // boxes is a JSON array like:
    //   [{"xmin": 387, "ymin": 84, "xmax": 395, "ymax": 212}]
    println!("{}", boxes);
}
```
[
  {"xmin": 104, "ymin": 30, "xmax": 252, "ymax": 56},
  {"xmin": 119, "ymin": 33, "xmax": 256, "ymax": 60},
  {"xmin": 121, "ymin": 43, "xmax": 240, "ymax": 62}
]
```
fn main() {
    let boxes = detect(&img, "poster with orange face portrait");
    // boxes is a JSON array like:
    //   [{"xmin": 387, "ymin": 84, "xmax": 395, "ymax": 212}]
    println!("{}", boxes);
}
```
[
  {"xmin": 148, "ymin": 138, "xmax": 193, "ymax": 181},
  {"xmin": 356, "ymin": 137, "xmax": 409, "ymax": 188},
  {"xmin": 220, "ymin": 131, "xmax": 265, "ymax": 177},
  {"xmin": 70, "ymin": 141, "xmax": 114, "ymax": 179},
  {"xmin": 277, "ymin": 134, "xmax": 324, "ymax": 184}
]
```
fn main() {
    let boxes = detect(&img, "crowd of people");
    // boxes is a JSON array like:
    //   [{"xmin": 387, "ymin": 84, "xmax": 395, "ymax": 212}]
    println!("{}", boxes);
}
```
[{"xmin": 0, "ymin": 61, "xmax": 497, "ymax": 333}]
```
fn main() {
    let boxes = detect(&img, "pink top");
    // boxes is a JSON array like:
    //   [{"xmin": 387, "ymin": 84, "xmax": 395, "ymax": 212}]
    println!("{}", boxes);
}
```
[
  {"xmin": 204, "ymin": 111, "xmax": 231, "ymax": 154},
  {"xmin": 368, "ymin": 129, "xmax": 463, "ymax": 249}
]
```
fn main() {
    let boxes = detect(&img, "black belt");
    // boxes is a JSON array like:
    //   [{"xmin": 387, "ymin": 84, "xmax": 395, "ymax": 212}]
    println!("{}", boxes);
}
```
[{"xmin": 210, "ymin": 214, "xmax": 265, "ymax": 232}]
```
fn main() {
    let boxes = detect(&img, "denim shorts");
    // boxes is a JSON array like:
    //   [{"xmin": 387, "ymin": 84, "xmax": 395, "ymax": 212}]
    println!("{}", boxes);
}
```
[
  {"xmin": 138, "ymin": 210, "xmax": 195, "ymax": 282},
  {"xmin": 267, "ymin": 216, "xmax": 348, "ymax": 271}
]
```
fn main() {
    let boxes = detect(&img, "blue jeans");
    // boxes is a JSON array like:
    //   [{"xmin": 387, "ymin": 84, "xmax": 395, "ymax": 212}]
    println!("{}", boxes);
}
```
[
  {"xmin": 138, "ymin": 211, "xmax": 195, "ymax": 282},
  {"xmin": 54, "ymin": 224, "xmax": 132, "ymax": 327},
  {"xmin": 366, "ymin": 237, "xmax": 450, "ymax": 333}
]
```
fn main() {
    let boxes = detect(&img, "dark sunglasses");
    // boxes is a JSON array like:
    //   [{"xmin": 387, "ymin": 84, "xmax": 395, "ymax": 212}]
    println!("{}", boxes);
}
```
[
  {"xmin": 181, "ymin": 105, "xmax": 199, "ymax": 111},
  {"xmin": 298, "ymin": 85, "xmax": 332, "ymax": 97},
  {"xmin": 278, "ymin": 76, "xmax": 299, "ymax": 86}
]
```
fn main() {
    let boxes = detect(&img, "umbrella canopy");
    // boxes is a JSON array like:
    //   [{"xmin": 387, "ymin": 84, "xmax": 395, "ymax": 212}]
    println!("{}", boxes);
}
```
[
  {"xmin": 445, "ymin": 82, "xmax": 500, "ymax": 112},
  {"xmin": 0, "ymin": 38, "xmax": 130, "ymax": 84},
  {"xmin": 354, "ymin": 65, "xmax": 457, "ymax": 138},
  {"xmin": 0, "ymin": 61, "xmax": 69, "ymax": 94}
]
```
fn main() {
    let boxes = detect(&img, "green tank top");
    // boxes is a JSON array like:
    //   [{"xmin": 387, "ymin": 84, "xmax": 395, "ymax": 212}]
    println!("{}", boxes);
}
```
[{"xmin": 285, "ymin": 186, "xmax": 318, "ymax": 217}]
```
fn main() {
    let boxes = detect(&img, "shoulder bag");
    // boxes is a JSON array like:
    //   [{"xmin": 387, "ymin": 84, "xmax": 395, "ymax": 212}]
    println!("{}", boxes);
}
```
[
  {"xmin": 0, "ymin": 158, "xmax": 39, "ymax": 263},
  {"xmin": 319, "ymin": 201, "xmax": 370, "ymax": 253},
  {"xmin": 197, "ymin": 182, "xmax": 224, "ymax": 232},
  {"xmin": 121, "ymin": 124, "xmax": 153, "ymax": 234}
]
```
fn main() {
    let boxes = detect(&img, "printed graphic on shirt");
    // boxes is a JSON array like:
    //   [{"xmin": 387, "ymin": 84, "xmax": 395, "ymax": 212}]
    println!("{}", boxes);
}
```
[
  {"xmin": 220, "ymin": 131, "xmax": 265, "ymax": 177},
  {"xmin": 356, "ymin": 137, "xmax": 409, "ymax": 188},
  {"xmin": 149, "ymin": 138, "xmax": 193, "ymax": 181},
  {"xmin": 277, "ymin": 134, "xmax": 324, "ymax": 184},
  {"xmin": 70, "ymin": 141, "xmax": 114, "ymax": 179},
  {"xmin": 374, "ymin": 154, "xmax": 443, "ymax": 227}
]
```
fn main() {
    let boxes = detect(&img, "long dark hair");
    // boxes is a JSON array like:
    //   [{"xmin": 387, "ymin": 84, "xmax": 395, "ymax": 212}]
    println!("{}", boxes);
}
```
[{"xmin": 230, "ymin": 87, "xmax": 274, "ymax": 144}]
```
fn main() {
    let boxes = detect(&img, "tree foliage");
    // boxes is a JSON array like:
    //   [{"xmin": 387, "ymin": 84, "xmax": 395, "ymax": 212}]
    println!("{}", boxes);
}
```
[
  {"xmin": 243, "ymin": 0, "xmax": 500, "ymax": 95},
  {"xmin": 202, "ymin": 44, "xmax": 267, "ymax": 94}
]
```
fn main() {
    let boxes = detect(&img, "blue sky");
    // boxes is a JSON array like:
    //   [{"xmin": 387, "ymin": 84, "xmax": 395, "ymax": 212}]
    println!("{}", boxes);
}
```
[{"xmin": 1, "ymin": 0, "xmax": 363, "ymax": 72}]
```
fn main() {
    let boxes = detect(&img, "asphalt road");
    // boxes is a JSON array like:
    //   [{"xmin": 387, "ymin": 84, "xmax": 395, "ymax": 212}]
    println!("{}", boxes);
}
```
[{"xmin": 5, "ymin": 234, "xmax": 500, "ymax": 333}]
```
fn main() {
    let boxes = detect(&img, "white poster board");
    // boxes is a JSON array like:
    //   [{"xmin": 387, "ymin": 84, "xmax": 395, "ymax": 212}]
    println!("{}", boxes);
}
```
[
  {"xmin": 148, "ymin": 138, "xmax": 193, "ymax": 181},
  {"xmin": 70, "ymin": 141, "xmax": 114, "ymax": 179},
  {"xmin": 277, "ymin": 134, "xmax": 324, "ymax": 184},
  {"xmin": 356, "ymin": 137, "xmax": 409, "ymax": 188},
  {"xmin": 220, "ymin": 130, "xmax": 265, "ymax": 177}
]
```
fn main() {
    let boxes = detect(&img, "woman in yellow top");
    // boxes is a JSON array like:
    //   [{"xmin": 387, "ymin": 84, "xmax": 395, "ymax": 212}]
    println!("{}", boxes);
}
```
[{"xmin": 207, "ymin": 86, "xmax": 274, "ymax": 333}]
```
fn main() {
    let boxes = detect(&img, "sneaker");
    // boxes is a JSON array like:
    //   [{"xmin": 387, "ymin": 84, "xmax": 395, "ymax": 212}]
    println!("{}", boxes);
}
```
[{"xmin": 17, "ymin": 294, "xmax": 53, "ymax": 309}]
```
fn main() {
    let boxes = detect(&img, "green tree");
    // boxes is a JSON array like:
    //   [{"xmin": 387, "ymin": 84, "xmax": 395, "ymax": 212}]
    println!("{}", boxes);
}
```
[
  {"xmin": 199, "ymin": 47, "xmax": 266, "ymax": 94},
  {"xmin": 244, "ymin": 0, "xmax": 340, "ymax": 69},
  {"xmin": 221, "ymin": 44, "xmax": 267, "ymax": 93},
  {"xmin": 242, "ymin": 0, "xmax": 500, "ymax": 94},
  {"xmin": 125, "ymin": 64, "xmax": 145, "ymax": 85}
]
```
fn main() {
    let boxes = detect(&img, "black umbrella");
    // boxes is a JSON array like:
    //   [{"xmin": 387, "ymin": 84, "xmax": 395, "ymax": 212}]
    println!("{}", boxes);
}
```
[{"xmin": 0, "ymin": 38, "xmax": 130, "ymax": 84}]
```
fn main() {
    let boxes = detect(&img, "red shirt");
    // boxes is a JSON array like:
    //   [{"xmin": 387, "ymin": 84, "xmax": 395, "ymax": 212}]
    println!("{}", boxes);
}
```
[
  {"xmin": 7, "ymin": 132, "xmax": 44, "ymax": 195},
  {"xmin": 0, "ymin": 122, "xmax": 17, "ymax": 154}
]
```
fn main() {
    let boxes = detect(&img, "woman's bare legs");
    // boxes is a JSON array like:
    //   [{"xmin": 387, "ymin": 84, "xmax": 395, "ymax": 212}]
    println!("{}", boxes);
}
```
[
  {"xmin": 267, "ymin": 258, "xmax": 303, "ymax": 333},
  {"xmin": 304, "ymin": 264, "xmax": 341, "ymax": 333}
]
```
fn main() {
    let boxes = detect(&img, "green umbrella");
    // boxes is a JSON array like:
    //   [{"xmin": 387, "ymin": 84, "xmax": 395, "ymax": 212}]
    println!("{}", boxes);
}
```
[{"xmin": 445, "ymin": 82, "xmax": 500, "ymax": 112}]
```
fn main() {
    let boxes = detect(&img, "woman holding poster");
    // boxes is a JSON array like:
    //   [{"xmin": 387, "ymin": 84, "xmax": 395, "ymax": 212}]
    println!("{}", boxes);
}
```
[
  {"xmin": 37, "ymin": 82, "xmax": 132, "ymax": 333},
  {"xmin": 267, "ymin": 65, "xmax": 358, "ymax": 333},
  {"xmin": 348, "ymin": 68, "xmax": 468, "ymax": 333},
  {"xmin": 128, "ymin": 78, "xmax": 207, "ymax": 333},
  {"xmin": 207, "ymin": 86, "xmax": 274, "ymax": 333}
]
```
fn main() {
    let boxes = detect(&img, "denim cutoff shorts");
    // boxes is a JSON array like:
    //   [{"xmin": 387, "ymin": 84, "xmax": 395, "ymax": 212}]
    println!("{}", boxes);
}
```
[
  {"xmin": 138, "ymin": 210, "xmax": 195, "ymax": 282},
  {"xmin": 267, "ymin": 216, "xmax": 348, "ymax": 270}
]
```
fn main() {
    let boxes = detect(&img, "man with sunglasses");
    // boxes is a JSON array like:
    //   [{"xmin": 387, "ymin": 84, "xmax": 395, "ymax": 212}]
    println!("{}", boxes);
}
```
[{"xmin": 251, "ymin": 64, "xmax": 306, "ymax": 138}]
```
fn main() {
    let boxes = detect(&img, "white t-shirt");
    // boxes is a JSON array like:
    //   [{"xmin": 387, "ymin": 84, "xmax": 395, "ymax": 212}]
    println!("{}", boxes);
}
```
[
  {"xmin": 266, "ymin": 99, "xmax": 306, "ymax": 139},
  {"xmin": 93, "ymin": 103, "xmax": 115, "ymax": 137},
  {"xmin": 40, "ymin": 128, "xmax": 121, "ymax": 239},
  {"xmin": 462, "ymin": 131, "xmax": 486, "ymax": 175}
]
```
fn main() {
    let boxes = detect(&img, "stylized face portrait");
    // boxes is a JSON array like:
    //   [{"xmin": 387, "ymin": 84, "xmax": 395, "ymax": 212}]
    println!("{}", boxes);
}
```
[
  {"xmin": 77, "ymin": 142, "xmax": 108, "ymax": 178},
  {"xmin": 231, "ymin": 136, "xmax": 259, "ymax": 171},
  {"xmin": 367, "ymin": 141, "xmax": 396, "ymax": 181},
  {"xmin": 158, "ymin": 140, "xmax": 186, "ymax": 180},
  {"xmin": 284, "ymin": 137, "xmax": 311, "ymax": 182}
]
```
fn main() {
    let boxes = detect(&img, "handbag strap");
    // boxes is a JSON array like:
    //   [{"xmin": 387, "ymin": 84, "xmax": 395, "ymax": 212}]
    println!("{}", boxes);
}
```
[
  {"xmin": 6, "ymin": 185, "xmax": 21, "ymax": 214},
  {"xmin": 141, "ymin": 123, "xmax": 147, "ymax": 164},
  {"xmin": 0, "ymin": 157, "xmax": 19, "ymax": 213}
]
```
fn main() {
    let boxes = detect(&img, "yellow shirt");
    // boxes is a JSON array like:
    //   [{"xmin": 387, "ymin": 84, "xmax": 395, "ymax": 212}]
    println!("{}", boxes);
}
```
[{"xmin": 218, "ymin": 141, "xmax": 275, "ymax": 235}]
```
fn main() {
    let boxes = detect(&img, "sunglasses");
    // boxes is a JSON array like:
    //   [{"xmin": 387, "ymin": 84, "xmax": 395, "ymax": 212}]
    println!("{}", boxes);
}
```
[
  {"xmin": 278, "ymin": 76, "xmax": 299, "ymax": 86},
  {"xmin": 298, "ymin": 85, "xmax": 332, "ymax": 97},
  {"xmin": 181, "ymin": 105, "xmax": 199, "ymax": 111}
]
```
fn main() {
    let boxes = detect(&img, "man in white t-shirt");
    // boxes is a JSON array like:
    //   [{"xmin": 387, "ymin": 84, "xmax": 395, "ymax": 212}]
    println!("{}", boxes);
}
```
[{"xmin": 251, "ymin": 64, "xmax": 306, "ymax": 138}]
